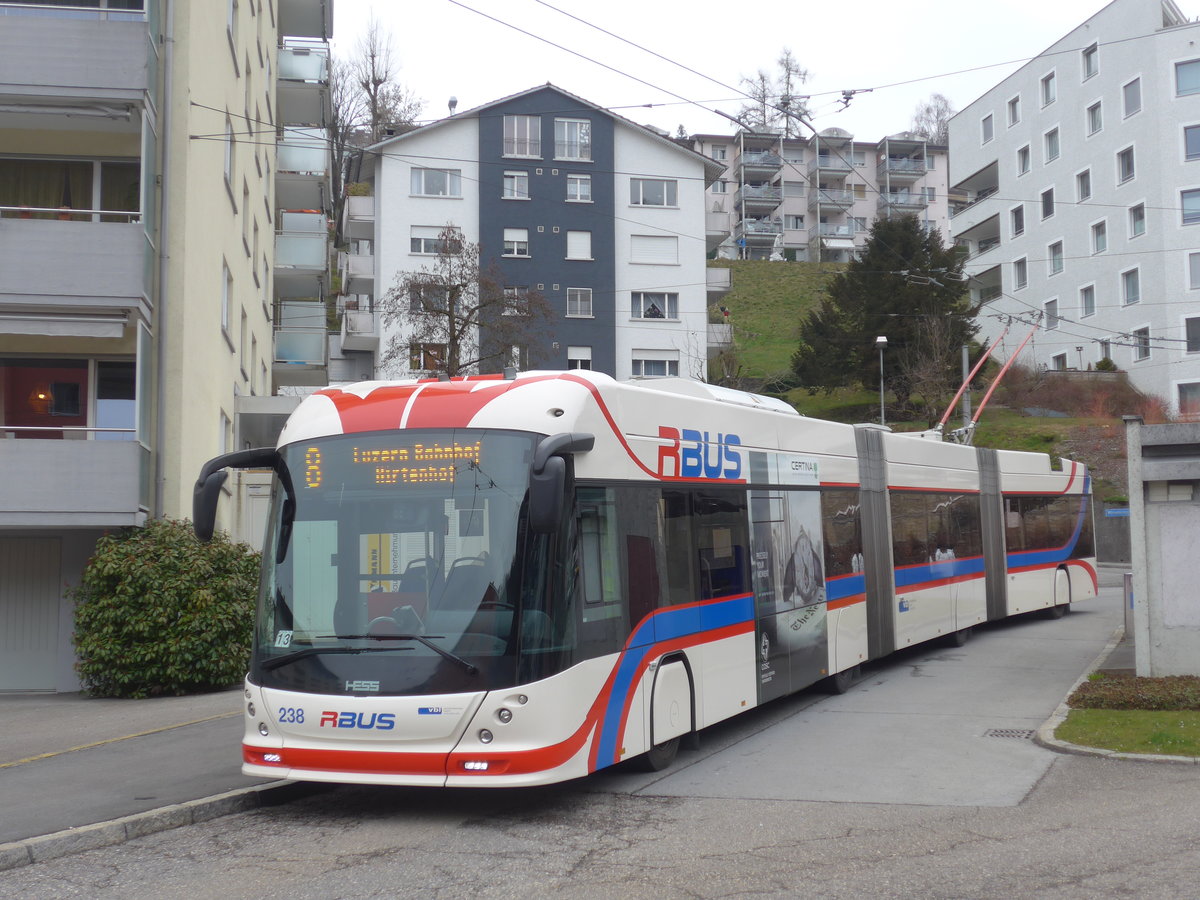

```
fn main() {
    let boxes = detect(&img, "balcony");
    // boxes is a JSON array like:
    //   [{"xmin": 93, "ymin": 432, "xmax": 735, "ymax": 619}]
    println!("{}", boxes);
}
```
[
  {"xmin": 338, "ymin": 251, "xmax": 373, "ymax": 296},
  {"xmin": 877, "ymin": 157, "xmax": 927, "ymax": 181},
  {"xmin": 705, "ymin": 210, "xmax": 732, "ymax": 252},
  {"xmin": 949, "ymin": 161, "xmax": 999, "ymax": 220},
  {"xmin": 878, "ymin": 191, "xmax": 929, "ymax": 212},
  {"xmin": 273, "ymin": 299, "xmax": 328, "ymax": 386},
  {"xmin": 808, "ymin": 155, "xmax": 853, "ymax": 177},
  {"xmin": 735, "ymin": 184, "xmax": 782, "ymax": 214},
  {"xmin": 340, "ymin": 308, "xmax": 379, "ymax": 353},
  {"xmin": 707, "ymin": 323, "xmax": 733, "ymax": 358},
  {"xmin": 0, "ymin": 438, "xmax": 143, "ymax": 527},
  {"xmin": 0, "ymin": 10, "xmax": 147, "ymax": 104},
  {"xmin": 277, "ymin": 41, "xmax": 330, "ymax": 126},
  {"xmin": 810, "ymin": 222, "xmax": 857, "ymax": 252},
  {"xmin": 971, "ymin": 264, "xmax": 1002, "ymax": 306},
  {"xmin": 0, "ymin": 217, "xmax": 147, "ymax": 321},
  {"xmin": 955, "ymin": 214, "xmax": 1000, "ymax": 260},
  {"xmin": 278, "ymin": 0, "xmax": 333, "ymax": 40},
  {"xmin": 735, "ymin": 219, "xmax": 782, "ymax": 246},
  {"xmin": 740, "ymin": 151, "xmax": 781, "ymax": 176},
  {"xmin": 342, "ymin": 194, "xmax": 374, "ymax": 241},
  {"xmin": 275, "ymin": 212, "xmax": 327, "ymax": 298},
  {"xmin": 277, "ymin": 127, "xmax": 329, "ymax": 211},
  {"xmin": 706, "ymin": 267, "xmax": 732, "ymax": 295},
  {"xmin": 808, "ymin": 188, "xmax": 856, "ymax": 211}
]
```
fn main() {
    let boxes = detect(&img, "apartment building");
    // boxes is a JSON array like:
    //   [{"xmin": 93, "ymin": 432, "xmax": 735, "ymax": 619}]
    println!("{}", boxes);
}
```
[
  {"xmin": 690, "ymin": 128, "xmax": 950, "ymax": 262},
  {"xmin": 0, "ymin": 0, "xmax": 331, "ymax": 692},
  {"xmin": 342, "ymin": 84, "xmax": 725, "ymax": 382},
  {"xmin": 950, "ymin": 0, "xmax": 1200, "ymax": 412}
]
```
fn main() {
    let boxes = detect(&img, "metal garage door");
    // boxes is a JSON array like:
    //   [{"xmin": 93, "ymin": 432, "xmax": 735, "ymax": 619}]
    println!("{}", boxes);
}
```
[{"xmin": 0, "ymin": 538, "xmax": 62, "ymax": 691}]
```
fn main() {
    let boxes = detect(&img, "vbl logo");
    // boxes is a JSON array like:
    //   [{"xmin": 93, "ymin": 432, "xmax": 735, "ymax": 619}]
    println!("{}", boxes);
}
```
[
  {"xmin": 657, "ymin": 426, "xmax": 743, "ymax": 480},
  {"xmin": 319, "ymin": 711, "xmax": 396, "ymax": 730}
]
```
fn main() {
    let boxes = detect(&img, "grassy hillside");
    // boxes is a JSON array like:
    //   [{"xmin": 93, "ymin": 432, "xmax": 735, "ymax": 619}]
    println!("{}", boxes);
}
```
[{"xmin": 711, "ymin": 259, "xmax": 843, "ymax": 380}]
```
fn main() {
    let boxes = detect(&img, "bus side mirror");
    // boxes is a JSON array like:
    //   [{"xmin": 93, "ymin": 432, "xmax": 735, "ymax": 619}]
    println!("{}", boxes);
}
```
[
  {"xmin": 529, "ymin": 455, "xmax": 566, "ymax": 534},
  {"xmin": 192, "ymin": 447, "xmax": 283, "ymax": 542}
]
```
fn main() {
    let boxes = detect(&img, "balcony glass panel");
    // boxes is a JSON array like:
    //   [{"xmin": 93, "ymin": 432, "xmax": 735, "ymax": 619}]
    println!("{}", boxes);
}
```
[
  {"xmin": 275, "ymin": 232, "xmax": 326, "ymax": 269},
  {"xmin": 0, "ymin": 1, "xmax": 145, "ymax": 21},
  {"xmin": 277, "ymin": 129, "xmax": 327, "ymax": 174},
  {"xmin": 278, "ymin": 45, "xmax": 328, "ymax": 82}
]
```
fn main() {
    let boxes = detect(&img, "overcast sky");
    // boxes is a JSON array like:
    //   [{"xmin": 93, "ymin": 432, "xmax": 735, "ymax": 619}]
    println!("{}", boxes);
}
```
[{"xmin": 330, "ymin": 0, "xmax": 1145, "ymax": 140}]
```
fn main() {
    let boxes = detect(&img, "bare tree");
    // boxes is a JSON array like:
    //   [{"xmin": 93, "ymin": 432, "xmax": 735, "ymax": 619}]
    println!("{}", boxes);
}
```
[
  {"xmin": 910, "ymin": 92, "xmax": 955, "ymax": 144},
  {"xmin": 328, "ymin": 55, "xmax": 366, "ymax": 246},
  {"xmin": 737, "ymin": 47, "xmax": 811, "ymax": 135},
  {"xmin": 897, "ymin": 314, "xmax": 971, "ymax": 426},
  {"xmin": 350, "ymin": 17, "xmax": 424, "ymax": 146},
  {"xmin": 378, "ymin": 227, "xmax": 554, "ymax": 377}
]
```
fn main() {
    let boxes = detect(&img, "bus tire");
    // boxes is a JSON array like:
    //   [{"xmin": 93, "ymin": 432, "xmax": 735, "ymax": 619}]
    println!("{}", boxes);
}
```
[
  {"xmin": 825, "ymin": 664, "xmax": 860, "ymax": 694},
  {"xmin": 1042, "ymin": 568, "xmax": 1071, "ymax": 619},
  {"xmin": 635, "ymin": 736, "xmax": 680, "ymax": 772},
  {"xmin": 946, "ymin": 626, "xmax": 972, "ymax": 647}
]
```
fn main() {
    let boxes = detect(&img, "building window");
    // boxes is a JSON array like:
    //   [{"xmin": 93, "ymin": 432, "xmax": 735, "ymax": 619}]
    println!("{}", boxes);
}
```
[
  {"xmin": 410, "ymin": 168, "xmax": 462, "ymax": 197},
  {"xmin": 1123, "ymin": 78, "xmax": 1142, "ymax": 117},
  {"xmin": 1133, "ymin": 327, "xmax": 1150, "ymax": 361},
  {"xmin": 712, "ymin": 180, "xmax": 728, "ymax": 194},
  {"xmin": 567, "ymin": 346, "xmax": 592, "ymax": 369},
  {"xmin": 785, "ymin": 214, "xmax": 805, "ymax": 230},
  {"xmin": 1190, "ymin": 251, "xmax": 1200, "ymax": 289},
  {"xmin": 1017, "ymin": 145, "xmax": 1030, "ymax": 175},
  {"xmin": 566, "ymin": 287, "xmax": 593, "ymax": 317},
  {"xmin": 1044, "ymin": 128, "xmax": 1060, "ymax": 161},
  {"xmin": 631, "ymin": 291, "xmax": 678, "ymax": 320},
  {"xmin": 502, "ymin": 287, "xmax": 530, "ymax": 316},
  {"xmin": 1041, "ymin": 188, "xmax": 1054, "ymax": 219},
  {"xmin": 1011, "ymin": 205, "xmax": 1025, "ymax": 236},
  {"xmin": 1122, "ymin": 268, "xmax": 1140, "ymax": 305},
  {"xmin": 1008, "ymin": 95, "xmax": 1021, "ymax": 126},
  {"xmin": 1183, "ymin": 189, "xmax": 1200, "ymax": 225},
  {"xmin": 1041, "ymin": 71, "xmax": 1056, "ymax": 106},
  {"xmin": 503, "ymin": 115, "xmax": 541, "ymax": 157},
  {"xmin": 1087, "ymin": 102, "xmax": 1102, "ymax": 135},
  {"xmin": 502, "ymin": 170, "xmax": 529, "ymax": 199},
  {"xmin": 224, "ymin": 116, "xmax": 235, "ymax": 187},
  {"xmin": 503, "ymin": 227, "xmax": 530, "ymax": 257},
  {"xmin": 1130, "ymin": 203, "xmax": 1146, "ymax": 237},
  {"xmin": 565, "ymin": 230, "xmax": 591, "ymax": 260},
  {"xmin": 1186, "ymin": 126, "xmax": 1200, "ymax": 161},
  {"xmin": 1187, "ymin": 317, "xmax": 1200, "ymax": 353},
  {"xmin": 631, "ymin": 356, "xmax": 679, "ymax": 377},
  {"xmin": 630, "ymin": 178, "xmax": 678, "ymax": 207},
  {"xmin": 1092, "ymin": 220, "xmax": 1107, "ymax": 254},
  {"xmin": 409, "ymin": 343, "xmax": 447, "ymax": 372},
  {"xmin": 630, "ymin": 234, "xmax": 678, "ymax": 264},
  {"xmin": 409, "ymin": 282, "xmax": 452, "ymax": 314},
  {"xmin": 1051, "ymin": 353, "xmax": 1067, "ymax": 371},
  {"xmin": 1048, "ymin": 241, "xmax": 1063, "ymax": 275},
  {"xmin": 1082, "ymin": 43, "xmax": 1098, "ymax": 79},
  {"xmin": 1179, "ymin": 382, "xmax": 1200, "ymax": 417},
  {"xmin": 566, "ymin": 173, "xmax": 592, "ymax": 202},
  {"xmin": 1045, "ymin": 298, "xmax": 1059, "ymax": 330},
  {"xmin": 712, "ymin": 146, "xmax": 727, "ymax": 161},
  {"xmin": 1099, "ymin": 340, "xmax": 1112, "ymax": 363},
  {"xmin": 555, "ymin": 118, "xmax": 591, "ymax": 161},
  {"xmin": 1080, "ymin": 284, "xmax": 1095, "ymax": 317},
  {"xmin": 1077, "ymin": 169, "xmax": 1091, "ymax": 201},
  {"xmin": 1117, "ymin": 147, "xmax": 1135, "ymax": 184},
  {"xmin": 1013, "ymin": 257, "xmax": 1028, "ymax": 289},
  {"xmin": 981, "ymin": 114, "xmax": 994, "ymax": 144},
  {"xmin": 410, "ymin": 226, "xmax": 460, "ymax": 255},
  {"xmin": 1177, "ymin": 59, "xmax": 1200, "ymax": 96},
  {"xmin": 221, "ymin": 261, "xmax": 232, "ymax": 334}
]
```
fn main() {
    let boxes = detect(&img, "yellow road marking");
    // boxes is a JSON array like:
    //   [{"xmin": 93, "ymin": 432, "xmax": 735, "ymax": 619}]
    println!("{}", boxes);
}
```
[{"xmin": 0, "ymin": 711, "xmax": 240, "ymax": 769}]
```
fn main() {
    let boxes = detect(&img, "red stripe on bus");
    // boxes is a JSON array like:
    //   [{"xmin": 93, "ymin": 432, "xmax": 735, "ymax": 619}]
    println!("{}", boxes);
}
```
[
  {"xmin": 827, "ymin": 594, "xmax": 865, "ymax": 611},
  {"xmin": 244, "ymin": 744, "xmax": 447, "ymax": 776}
]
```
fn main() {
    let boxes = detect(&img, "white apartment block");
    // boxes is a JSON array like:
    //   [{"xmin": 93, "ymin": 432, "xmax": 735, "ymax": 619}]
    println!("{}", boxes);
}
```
[
  {"xmin": 691, "ymin": 129, "xmax": 950, "ymax": 262},
  {"xmin": 0, "ymin": 0, "xmax": 331, "ymax": 691},
  {"xmin": 344, "ymin": 85, "xmax": 724, "ymax": 382},
  {"xmin": 950, "ymin": 0, "xmax": 1200, "ymax": 413}
]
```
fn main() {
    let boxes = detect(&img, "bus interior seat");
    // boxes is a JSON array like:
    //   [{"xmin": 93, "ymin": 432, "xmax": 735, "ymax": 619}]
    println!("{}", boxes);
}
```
[{"xmin": 438, "ymin": 557, "xmax": 491, "ymax": 611}]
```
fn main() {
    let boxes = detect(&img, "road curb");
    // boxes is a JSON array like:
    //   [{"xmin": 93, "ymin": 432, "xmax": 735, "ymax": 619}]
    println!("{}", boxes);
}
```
[
  {"xmin": 0, "ymin": 780, "xmax": 315, "ymax": 873},
  {"xmin": 1034, "ymin": 624, "xmax": 1200, "ymax": 765}
]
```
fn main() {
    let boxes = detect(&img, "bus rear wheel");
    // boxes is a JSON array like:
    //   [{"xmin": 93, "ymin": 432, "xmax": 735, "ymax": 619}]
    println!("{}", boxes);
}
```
[{"xmin": 635, "ymin": 736, "xmax": 680, "ymax": 772}]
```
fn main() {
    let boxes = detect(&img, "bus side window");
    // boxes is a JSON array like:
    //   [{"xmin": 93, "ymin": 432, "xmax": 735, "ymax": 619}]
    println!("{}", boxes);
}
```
[
  {"xmin": 695, "ymin": 489, "xmax": 750, "ymax": 601},
  {"xmin": 578, "ymin": 488, "xmax": 621, "ymax": 623}
]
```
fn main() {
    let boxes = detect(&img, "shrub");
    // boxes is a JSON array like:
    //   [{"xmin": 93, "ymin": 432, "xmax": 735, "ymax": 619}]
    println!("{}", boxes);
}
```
[
  {"xmin": 1068, "ymin": 672, "xmax": 1200, "ymax": 711},
  {"xmin": 71, "ymin": 518, "xmax": 261, "ymax": 698}
]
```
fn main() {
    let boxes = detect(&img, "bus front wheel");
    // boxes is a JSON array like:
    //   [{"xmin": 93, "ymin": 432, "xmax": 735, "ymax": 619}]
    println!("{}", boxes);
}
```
[{"xmin": 635, "ymin": 736, "xmax": 680, "ymax": 772}]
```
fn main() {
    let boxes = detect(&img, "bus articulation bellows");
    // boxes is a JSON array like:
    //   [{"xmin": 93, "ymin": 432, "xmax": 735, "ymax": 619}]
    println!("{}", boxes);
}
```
[{"xmin": 193, "ymin": 371, "xmax": 1096, "ymax": 787}]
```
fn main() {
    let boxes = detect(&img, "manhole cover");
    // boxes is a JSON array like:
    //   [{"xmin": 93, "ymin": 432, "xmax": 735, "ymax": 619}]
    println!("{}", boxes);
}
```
[{"xmin": 984, "ymin": 728, "xmax": 1035, "ymax": 739}]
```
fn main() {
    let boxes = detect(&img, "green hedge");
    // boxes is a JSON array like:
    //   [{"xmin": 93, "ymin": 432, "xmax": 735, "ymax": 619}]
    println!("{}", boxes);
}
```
[
  {"xmin": 1069, "ymin": 672, "xmax": 1200, "ymax": 711},
  {"xmin": 71, "ymin": 518, "xmax": 261, "ymax": 698}
]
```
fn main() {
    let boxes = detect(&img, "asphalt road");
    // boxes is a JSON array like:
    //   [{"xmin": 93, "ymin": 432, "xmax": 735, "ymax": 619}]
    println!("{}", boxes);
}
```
[{"xmin": 4, "ymin": 570, "xmax": 1184, "ymax": 899}]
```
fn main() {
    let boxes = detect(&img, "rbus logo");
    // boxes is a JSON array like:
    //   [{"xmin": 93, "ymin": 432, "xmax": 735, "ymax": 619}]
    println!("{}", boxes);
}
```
[
  {"xmin": 319, "ymin": 711, "xmax": 396, "ymax": 730},
  {"xmin": 657, "ymin": 426, "xmax": 743, "ymax": 481}
]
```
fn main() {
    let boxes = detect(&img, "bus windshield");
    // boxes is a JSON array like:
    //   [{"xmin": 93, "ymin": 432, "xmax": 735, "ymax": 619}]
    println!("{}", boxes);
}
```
[{"xmin": 253, "ymin": 429, "xmax": 547, "ymax": 696}]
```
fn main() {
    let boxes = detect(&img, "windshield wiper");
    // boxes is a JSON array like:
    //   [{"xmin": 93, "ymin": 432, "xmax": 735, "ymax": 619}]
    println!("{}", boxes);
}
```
[
  {"xmin": 317, "ymin": 634, "xmax": 479, "ymax": 676},
  {"xmin": 259, "ymin": 644, "xmax": 412, "ymax": 670}
]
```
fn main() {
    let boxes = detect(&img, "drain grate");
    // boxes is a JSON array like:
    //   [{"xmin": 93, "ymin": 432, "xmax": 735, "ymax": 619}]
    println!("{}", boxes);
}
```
[{"xmin": 984, "ymin": 728, "xmax": 1036, "ymax": 740}]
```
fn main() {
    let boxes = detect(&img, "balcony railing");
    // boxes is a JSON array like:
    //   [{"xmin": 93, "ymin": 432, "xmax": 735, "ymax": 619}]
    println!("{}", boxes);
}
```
[
  {"xmin": 815, "ymin": 223, "xmax": 855, "ymax": 238},
  {"xmin": 706, "ymin": 267, "xmax": 732, "ymax": 292},
  {"xmin": 949, "ymin": 186, "xmax": 998, "ymax": 218},
  {"xmin": 0, "ymin": 205, "xmax": 139, "ymax": 223},
  {"xmin": 879, "ymin": 157, "xmax": 927, "ymax": 177},
  {"xmin": 278, "ymin": 43, "xmax": 329, "ymax": 82},
  {"xmin": 809, "ymin": 155, "xmax": 853, "ymax": 174},
  {"xmin": 741, "ymin": 151, "xmax": 782, "ymax": 169},
  {"xmin": 978, "ymin": 284, "xmax": 1003, "ymax": 302},
  {"xmin": 810, "ymin": 188, "xmax": 856, "ymax": 208},
  {"xmin": 340, "ymin": 309, "xmax": 378, "ymax": 353},
  {"xmin": 737, "ymin": 219, "xmax": 783, "ymax": 236},
  {"xmin": 0, "ymin": 2, "xmax": 145, "ymax": 21},
  {"xmin": 878, "ymin": 192, "xmax": 929, "ymax": 210},
  {"xmin": 736, "ymin": 184, "xmax": 782, "ymax": 205},
  {"xmin": 0, "ymin": 437, "xmax": 144, "ymax": 526}
]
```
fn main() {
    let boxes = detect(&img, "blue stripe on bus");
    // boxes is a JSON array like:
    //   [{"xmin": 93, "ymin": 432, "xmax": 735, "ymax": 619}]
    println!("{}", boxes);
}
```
[
  {"xmin": 893, "ymin": 556, "xmax": 985, "ymax": 590},
  {"xmin": 1007, "ymin": 489, "xmax": 1090, "ymax": 572},
  {"xmin": 595, "ymin": 593, "xmax": 754, "ymax": 767}
]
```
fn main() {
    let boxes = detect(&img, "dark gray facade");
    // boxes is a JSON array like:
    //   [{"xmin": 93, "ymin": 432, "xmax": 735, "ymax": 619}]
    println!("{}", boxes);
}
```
[{"xmin": 477, "ymin": 87, "xmax": 616, "ymax": 374}]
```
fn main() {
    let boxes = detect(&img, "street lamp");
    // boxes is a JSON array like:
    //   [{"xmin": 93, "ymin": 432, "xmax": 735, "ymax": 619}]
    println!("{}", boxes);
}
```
[{"xmin": 875, "ymin": 336, "xmax": 888, "ymax": 426}]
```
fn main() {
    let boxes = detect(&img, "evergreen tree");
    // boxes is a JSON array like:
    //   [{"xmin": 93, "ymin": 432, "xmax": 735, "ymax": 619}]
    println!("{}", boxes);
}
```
[{"xmin": 792, "ymin": 214, "xmax": 979, "ymax": 414}]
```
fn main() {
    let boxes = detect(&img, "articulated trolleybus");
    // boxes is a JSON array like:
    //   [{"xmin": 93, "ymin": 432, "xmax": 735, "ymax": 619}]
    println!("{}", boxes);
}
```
[{"xmin": 194, "ymin": 370, "xmax": 1096, "ymax": 787}]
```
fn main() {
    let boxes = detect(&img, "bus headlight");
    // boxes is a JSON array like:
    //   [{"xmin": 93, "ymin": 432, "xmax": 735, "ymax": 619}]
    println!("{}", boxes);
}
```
[
  {"xmin": 258, "ymin": 722, "xmax": 270, "ymax": 737},
  {"xmin": 478, "ymin": 729, "xmax": 493, "ymax": 744},
  {"xmin": 247, "ymin": 702, "xmax": 255, "ymax": 717},
  {"xmin": 496, "ymin": 708, "xmax": 513, "ymax": 724}
]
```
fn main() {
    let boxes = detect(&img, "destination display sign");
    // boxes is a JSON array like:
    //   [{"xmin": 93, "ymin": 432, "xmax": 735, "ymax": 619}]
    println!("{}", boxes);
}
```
[{"xmin": 301, "ymin": 439, "xmax": 483, "ymax": 489}]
